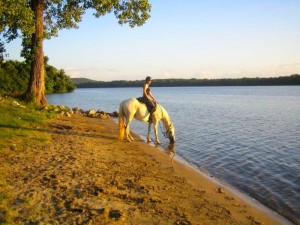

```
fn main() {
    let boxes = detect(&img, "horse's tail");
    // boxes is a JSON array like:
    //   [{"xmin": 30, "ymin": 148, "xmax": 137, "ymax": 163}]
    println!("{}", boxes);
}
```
[{"xmin": 118, "ymin": 103, "xmax": 125, "ymax": 140}]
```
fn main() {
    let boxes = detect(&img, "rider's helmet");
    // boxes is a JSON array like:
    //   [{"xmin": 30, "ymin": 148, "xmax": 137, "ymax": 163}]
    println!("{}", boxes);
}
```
[{"xmin": 145, "ymin": 76, "xmax": 152, "ymax": 81}]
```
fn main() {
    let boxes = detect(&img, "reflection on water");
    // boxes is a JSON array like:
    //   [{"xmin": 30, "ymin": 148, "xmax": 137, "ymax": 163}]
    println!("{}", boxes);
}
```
[
  {"xmin": 164, "ymin": 144, "xmax": 176, "ymax": 163},
  {"xmin": 47, "ymin": 86, "xmax": 300, "ymax": 224}
]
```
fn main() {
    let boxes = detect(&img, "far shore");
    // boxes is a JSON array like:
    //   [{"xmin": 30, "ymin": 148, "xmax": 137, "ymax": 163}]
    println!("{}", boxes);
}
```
[{"xmin": 0, "ymin": 107, "xmax": 293, "ymax": 224}]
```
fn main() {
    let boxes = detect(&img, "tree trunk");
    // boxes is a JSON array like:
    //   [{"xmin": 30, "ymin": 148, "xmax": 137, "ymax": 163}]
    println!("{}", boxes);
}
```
[{"xmin": 26, "ymin": 0, "xmax": 47, "ymax": 106}]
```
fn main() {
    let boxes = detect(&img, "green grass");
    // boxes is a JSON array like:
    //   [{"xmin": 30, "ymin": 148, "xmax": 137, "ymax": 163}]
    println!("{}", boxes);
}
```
[{"xmin": 0, "ymin": 97, "xmax": 56, "ymax": 149}]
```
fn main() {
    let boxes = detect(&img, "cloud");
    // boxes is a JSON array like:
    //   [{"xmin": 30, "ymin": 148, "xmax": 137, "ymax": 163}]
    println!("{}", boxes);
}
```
[
  {"xmin": 192, "ymin": 66, "xmax": 222, "ymax": 79},
  {"xmin": 262, "ymin": 62, "xmax": 300, "ymax": 76},
  {"xmin": 103, "ymin": 66, "xmax": 120, "ymax": 73},
  {"xmin": 64, "ymin": 65, "xmax": 125, "ymax": 81},
  {"xmin": 192, "ymin": 62, "xmax": 300, "ymax": 79},
  {"xmin": 64, "ymin": 67, "xmax": 99, "ymax": 78},
  {"xmin": 160, "ymin": 69, "xmax": 176, "ymax": 79}
]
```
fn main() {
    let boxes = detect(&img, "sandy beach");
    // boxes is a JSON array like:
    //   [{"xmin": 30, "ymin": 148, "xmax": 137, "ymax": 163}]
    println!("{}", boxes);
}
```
[{"xmin": 0, "ymin": 113, "xmax": 289, "ymax": 224}]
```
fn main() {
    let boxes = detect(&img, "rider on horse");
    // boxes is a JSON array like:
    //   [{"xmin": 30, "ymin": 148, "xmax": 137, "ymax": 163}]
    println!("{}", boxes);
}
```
[{"xmin": 142, "ymin": 76, "xmax": 157, "ymax": 123}]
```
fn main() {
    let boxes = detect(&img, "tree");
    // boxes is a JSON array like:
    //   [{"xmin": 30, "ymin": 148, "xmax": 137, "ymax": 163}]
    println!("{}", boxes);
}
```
[
  {"xmin": 0, "ymin": 0, "xmax": 151, "ymax": 105},
  {"xmin": 0, "ymin": 59, "xmax": 76, "ymax": 95}
]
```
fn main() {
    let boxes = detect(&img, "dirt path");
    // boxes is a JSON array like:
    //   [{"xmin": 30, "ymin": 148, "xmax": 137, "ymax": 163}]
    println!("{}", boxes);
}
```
[{"xmin": 0, "ymin": 114, "xmax": 283, "ymax": 224}]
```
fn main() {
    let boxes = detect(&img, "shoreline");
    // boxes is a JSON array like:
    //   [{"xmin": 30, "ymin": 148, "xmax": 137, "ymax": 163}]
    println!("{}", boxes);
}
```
[
  {"xmin": 0, "ymin": 109, "xmax": 294, "ymax": 224},
  {"xmin": 129, "ymin": 129, "xmax": 293, "ymax": 225},
  {"xmin": 165, "ymin": 149, "xmax": 293, "ymax": 225}
]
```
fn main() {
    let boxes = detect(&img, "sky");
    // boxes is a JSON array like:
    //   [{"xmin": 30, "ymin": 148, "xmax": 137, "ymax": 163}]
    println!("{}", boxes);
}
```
[{"xmin": 5, "ymin": 0, "xmax": 300, "ymax": 81}]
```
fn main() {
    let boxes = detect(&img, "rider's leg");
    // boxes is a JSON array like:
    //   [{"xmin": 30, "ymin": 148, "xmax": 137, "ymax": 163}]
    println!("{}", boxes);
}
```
[{"xmin": 147, "ymin": 101, "xmax": 156, "ymax": 123}]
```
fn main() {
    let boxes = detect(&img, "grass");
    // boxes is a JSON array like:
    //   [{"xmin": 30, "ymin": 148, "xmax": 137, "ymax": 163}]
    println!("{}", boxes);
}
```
[{"xmin": 0, "ymin": 97, "xmax": 57, "ymax": 149}]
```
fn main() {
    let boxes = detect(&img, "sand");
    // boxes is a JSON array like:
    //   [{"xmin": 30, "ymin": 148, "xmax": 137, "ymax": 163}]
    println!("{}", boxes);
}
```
[{"xmin": 0, "ymin": 114, "xmax": 289, "ymax": 224}]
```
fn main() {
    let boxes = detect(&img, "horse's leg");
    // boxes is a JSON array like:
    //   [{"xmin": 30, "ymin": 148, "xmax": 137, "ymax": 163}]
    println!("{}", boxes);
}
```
[
  {"xmin": 125, "ymin": 116, "xmax": 134, "ymax": 142},
  {"xmin": 147, "ymin": 122, "xmax": 151, "ymax": 142},
  {"xmin": 128, "ymin": 129, "xmax": 134, "ymax": 141},
  {"xmin": 154, "ymin": 120, "xmax": 160, "ymax": 144}
]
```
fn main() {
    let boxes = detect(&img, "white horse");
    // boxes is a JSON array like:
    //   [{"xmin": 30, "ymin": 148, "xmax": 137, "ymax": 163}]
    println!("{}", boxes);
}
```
[{"xmin": 118, "ymin": 98, "xmax": 175, "ymax": 144}]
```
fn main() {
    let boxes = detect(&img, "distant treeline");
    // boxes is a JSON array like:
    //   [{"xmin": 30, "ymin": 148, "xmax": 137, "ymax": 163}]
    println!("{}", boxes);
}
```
[
  {"xmin": 72, "ymin": 74, "xmax": 300, "ymax": 88},
  {"xmin": 0, "ymin": 58, "xmax": 75, "ymax": 95}
]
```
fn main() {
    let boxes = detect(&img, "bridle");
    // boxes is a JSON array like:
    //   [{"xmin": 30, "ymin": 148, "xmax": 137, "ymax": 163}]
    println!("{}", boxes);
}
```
[{"xmin": 159, "ymin": 122, "xmax": 173, "ymax": 139}]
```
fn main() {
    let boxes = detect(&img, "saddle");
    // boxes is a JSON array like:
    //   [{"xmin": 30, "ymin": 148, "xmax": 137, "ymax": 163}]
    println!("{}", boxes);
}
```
[
  {"xmin": 136, "ymin": 97, "xmax": 146, "ymax": 104},
  {"xmin": 136, "ymin": 97, "xmax": 152, "ymax": 113}
]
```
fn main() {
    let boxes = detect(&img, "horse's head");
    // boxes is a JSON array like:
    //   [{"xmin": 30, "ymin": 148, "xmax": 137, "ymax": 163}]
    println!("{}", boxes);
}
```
[{"xmin": 166, "ymin": 123, "xmax": 176, "ymax": 144}]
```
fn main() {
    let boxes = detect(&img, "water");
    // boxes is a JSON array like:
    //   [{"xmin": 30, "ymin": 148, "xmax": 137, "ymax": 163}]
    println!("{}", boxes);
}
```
[{"xmin": 47, "ymin": 86, "xmax": 300, "ymax": 224}]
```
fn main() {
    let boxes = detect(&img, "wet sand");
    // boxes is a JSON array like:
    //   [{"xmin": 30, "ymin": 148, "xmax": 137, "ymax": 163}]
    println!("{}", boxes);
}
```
[{"xmin": 0, "ymin": 114, "xmax": 289, "ymax": 224}]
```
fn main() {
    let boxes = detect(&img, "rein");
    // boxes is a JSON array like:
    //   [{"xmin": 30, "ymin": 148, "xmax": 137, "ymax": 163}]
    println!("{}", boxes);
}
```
[
  {"xmin": 159, "ymin": 121, "xmax": 168, "ymax": 138},
  {"xmin": 157, "ymin": 104, "xmax": 169, "ymax": 138}
]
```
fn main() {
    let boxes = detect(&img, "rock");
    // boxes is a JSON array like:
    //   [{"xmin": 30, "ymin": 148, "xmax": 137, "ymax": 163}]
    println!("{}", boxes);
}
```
[
  {"xmin": 110, "ymin": 111, "xmax": 119, "ymax": 117},
  {"xmin": 41, "ymin": 106, "xmax": 49, "ymax": 111},
  {"xmin": 11, "ymin": 100, "xmax": 26, "ymax": 109},
  {"xmin": 71, "ymin": 107, "xmax": 113, "ymax": 119},
  {"xmin": 54, "ymin": 106, "xmax": 60, "ymax": 112},
  {"xmin": 58, "ymin": 105, "xmax": 65, "ymax": 110},
  {"xmin": 72, "ymin": 107, "xmax": 84, "ymax": 115},
  {"xmin": 11, "ymin": 101, "xmax": 20, "ymax": 106},
  {"xmin": 88, "ymin": 109, "xmax": 96, "ymax": 115},
  {"xmin": 100, "ymin": 113, "xmax": 110, "ymax": 119},
  {"xmin": 65, "ymin": 112, "xmax": 71, "ymax": 117}
]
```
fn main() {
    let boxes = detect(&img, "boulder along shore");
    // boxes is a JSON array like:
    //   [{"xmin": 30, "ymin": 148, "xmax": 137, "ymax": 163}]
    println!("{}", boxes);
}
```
[{"xmin": 0, "ymin": 108, "xmax": 288, "ymax": 224}]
